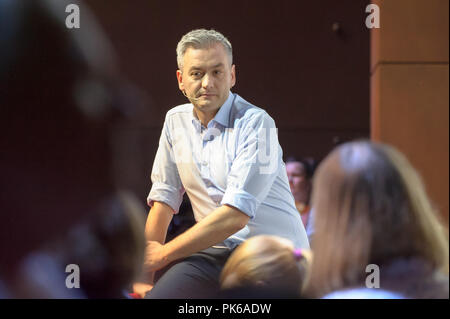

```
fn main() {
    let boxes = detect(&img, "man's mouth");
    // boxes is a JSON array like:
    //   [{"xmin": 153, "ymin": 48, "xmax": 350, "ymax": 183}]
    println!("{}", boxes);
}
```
[{"xmin": 199, "ymin": 93, "xmax": 216, "ymax": 97}]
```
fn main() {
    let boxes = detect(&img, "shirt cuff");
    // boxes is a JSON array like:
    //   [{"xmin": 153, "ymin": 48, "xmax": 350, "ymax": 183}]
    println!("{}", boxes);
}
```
[
  {"xmin": 147, "ymin": 182, "xmax": 183, "ymax": 214},
  {"xmin": 221, "ymin": 188, "xmax": 260, "ymax": 219}
]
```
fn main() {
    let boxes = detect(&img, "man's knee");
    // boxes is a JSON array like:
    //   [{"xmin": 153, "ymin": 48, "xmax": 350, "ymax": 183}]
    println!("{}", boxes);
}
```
[{"xmin": 145, "ymin": 254, "xmax": 222, "ymax": 299}]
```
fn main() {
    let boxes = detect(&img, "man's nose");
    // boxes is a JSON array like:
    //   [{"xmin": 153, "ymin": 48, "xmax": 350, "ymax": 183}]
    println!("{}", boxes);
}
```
[{"xmin": 202, "ymin": 73, "xmax": 213, "ymax": 89}]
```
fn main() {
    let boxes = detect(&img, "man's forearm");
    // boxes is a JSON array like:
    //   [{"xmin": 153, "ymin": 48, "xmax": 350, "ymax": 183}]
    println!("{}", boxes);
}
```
[
  {"xmin": 141, "ymin": 201, "xmax": 173, "ymax": 283},
  {"xmin": 145, "ymin": 201, "xmax": 174, "ymax": 243},
  {"xmin": 162, "ymin": 205, "xmax": 249, "ymax": 263}
]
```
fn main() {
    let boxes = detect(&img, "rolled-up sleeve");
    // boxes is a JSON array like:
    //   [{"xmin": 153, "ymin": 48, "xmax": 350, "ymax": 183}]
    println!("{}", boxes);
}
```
[
  {"xmin": 221, "ymin": 111, "xmax": 281, "ymax": 219},
  {"xmin": 147, "ymin": 115, "xmax": 184, "ymax": 213}
]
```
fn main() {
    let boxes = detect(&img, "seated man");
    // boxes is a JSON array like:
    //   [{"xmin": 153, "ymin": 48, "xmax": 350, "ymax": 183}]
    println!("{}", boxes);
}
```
[{"xmin": 136, "ymin": 29, "xmax": 309, "ymax": 299}]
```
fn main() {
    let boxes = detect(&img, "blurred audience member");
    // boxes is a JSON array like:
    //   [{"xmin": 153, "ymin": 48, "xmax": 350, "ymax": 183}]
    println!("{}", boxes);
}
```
[
  {"xmin": 306, "ymin": 141, "xmax": 449, "ymax": 299},
  {"xmin": 285, "ymin": 157, "xmax": 317, "ymax": 228},
  {"xmin": 0, "ymin": 0, "xmax": 149, "ymax": 297},
  {"xmin": 14, "ymin": 192, "xmax": 146, "ymax": 298},
  {"xmin": 219, "ymin": 235, "xmax": 312, "ymax": 298},
  {"xmin": 0, "ymin": 279, "xmax": 10, "ymax": 299}
]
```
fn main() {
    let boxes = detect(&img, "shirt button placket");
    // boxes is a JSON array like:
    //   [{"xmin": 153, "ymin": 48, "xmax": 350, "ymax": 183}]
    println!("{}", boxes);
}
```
[{"xmin": 202, "ymin": 141, "xmax": 208, "ymax": 174}]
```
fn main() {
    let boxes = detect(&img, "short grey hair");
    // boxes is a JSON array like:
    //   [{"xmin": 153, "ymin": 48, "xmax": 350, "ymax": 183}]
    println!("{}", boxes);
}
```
[{"xmin": 176, "ymin": 29, "xmax": 233, "ymax": 70}]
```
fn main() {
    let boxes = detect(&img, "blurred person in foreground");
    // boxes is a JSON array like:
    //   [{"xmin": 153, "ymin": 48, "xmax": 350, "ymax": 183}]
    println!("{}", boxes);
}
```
[
  {"xmin": 219, "ymin": 235, "xmax": 312, "ymax": 298},
  {"xmin": 0, "ymin": 0, "xmax": 148, "ymax": 297},
  {"xmin": 15, "ymin": 193, "xmax": 146, "ymax": 298},
  {"xmin": 306, "ymin": 140, "xmax": 449, "ymax": 299}
]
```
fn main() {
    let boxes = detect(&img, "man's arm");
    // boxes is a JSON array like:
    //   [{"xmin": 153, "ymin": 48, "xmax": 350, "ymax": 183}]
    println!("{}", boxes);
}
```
[
  {"xmin": 145, "ymin": 201, "xmax": 174, "ymax": 245},
  {"xmin": 143, "ymin": 201, "xmax": 173, "ymax": 279},
  {"xmin": 144, "ymin": 204, "xmax": 250, "ymax": 273},
  {"xmin": 133, "ymin": 201, "xmax": 173, "ymax": 297}
]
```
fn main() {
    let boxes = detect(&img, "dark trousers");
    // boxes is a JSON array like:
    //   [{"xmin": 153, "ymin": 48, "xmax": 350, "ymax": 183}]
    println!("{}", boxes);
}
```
[{"xmin": 145, "ymin": 247, "xmax": 233, "ymax": 299}]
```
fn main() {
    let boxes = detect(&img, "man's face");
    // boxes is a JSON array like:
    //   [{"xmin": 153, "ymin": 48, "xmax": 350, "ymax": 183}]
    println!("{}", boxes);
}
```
[{"xmin": 176, "ymin": 43, "xmax": 236, "ymax": 116}]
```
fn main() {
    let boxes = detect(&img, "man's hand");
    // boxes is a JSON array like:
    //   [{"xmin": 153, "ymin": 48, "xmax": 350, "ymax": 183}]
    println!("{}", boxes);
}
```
[
  {"xmin": 132, "ymin": 282, "xmax": 154, "ymax": 299},
  {"xmin": 144, "ymin": 240, "xmax": 170, "ymax": 273}
]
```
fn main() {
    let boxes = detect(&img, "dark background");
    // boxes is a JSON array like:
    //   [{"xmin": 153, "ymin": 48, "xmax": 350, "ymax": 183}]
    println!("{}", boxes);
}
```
[{"xmin": 83, "ymin": 0, "xmax": 370, "ymax": 203}]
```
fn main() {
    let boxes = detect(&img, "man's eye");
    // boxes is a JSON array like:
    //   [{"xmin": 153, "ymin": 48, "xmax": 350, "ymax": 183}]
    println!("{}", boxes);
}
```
[{"xmin": 191, "ymin": 72, "xmax": 202, "ymax": 77}]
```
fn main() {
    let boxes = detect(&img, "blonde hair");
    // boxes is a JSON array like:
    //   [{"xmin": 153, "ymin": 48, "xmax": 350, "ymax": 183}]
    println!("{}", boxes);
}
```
[
  {"xmin": 308, "ymin": 141, "xmax": 449, "ymax": 297},
  {"xmin": 220, "ymin": 235, "xmax": 312, "ymax": 296}
]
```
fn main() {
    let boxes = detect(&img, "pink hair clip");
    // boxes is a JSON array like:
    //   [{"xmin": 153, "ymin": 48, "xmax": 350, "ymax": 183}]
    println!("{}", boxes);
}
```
[{"xmin": 293, "ymin": 248, "xmax": 303, "ymax": 261}]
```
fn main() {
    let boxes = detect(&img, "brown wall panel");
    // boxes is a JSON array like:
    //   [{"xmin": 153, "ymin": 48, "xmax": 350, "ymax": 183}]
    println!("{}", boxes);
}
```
[
  {"xmin": 279, "ymin": 128, "xmax": 369, "ymax": 161},
  {"xmin": 371, "ymin": 0, "xmax": 449, "ymax": 224},
  {"xmin": 371, "ymin": 0, "xmax": 449, "ymax": 71},
  {"xmin": 372, "ymin": 64, "xmax": 449, "ymax": 223}
]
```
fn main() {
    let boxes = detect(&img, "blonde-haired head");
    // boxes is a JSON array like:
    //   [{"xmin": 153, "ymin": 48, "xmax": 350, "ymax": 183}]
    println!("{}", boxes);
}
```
[{"xmin": 220, "ymin": 235, "xmax": 312, "ymax": 296}]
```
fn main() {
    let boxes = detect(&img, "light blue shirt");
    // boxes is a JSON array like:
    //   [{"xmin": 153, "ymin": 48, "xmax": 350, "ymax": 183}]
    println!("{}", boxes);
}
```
[
  {"xmin": 306, "ymin": 207, "xmax": 315, "ymax": 243},
  {"xmin": 148, "ymin": 92, "xmax": 309, "ymax": 249},
  {"xmin": 323, "ymin": 288, "xmax": 404, "ymax": 299}
]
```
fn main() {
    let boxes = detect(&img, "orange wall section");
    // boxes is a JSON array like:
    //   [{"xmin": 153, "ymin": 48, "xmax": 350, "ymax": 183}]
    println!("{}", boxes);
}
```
[
  {"xmin": 371, "ymin": 0, "xmax": 449, "ymax": 70},
  {"xmin": 371, "ymin": 0, "xmax": 449, "ymax": 225}
]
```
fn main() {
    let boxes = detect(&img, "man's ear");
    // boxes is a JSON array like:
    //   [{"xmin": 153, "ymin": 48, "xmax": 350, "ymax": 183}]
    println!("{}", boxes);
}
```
[
  {"xmin": 230, "ymin": 64, "xmax": 236, "ymax": 88},
  {"xmin": 176, "ymin": 69, "xmax": 184, "ymax": 91}
]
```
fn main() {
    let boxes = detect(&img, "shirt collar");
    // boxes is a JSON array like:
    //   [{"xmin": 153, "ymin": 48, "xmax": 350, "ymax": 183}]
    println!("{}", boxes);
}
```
[
  {"xmin": 191, "ymin": 91, "xmax": 234, "ymax": 130},
  {"xmin": 212, "ymin": 91, "xmax": 234, "ymax": 127}
]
